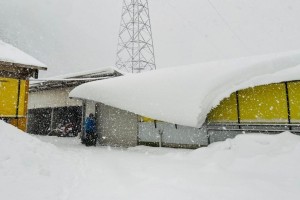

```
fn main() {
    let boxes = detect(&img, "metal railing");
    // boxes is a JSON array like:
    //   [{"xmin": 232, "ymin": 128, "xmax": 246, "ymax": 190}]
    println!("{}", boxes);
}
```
[{"xmin": 206, "ymin": 123, "xmax": 300, "ymax": 144}]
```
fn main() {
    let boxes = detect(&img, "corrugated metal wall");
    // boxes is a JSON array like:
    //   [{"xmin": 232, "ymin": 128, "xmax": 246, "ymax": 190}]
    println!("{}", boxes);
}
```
[
  {"xmin": 208, "ymin": 82, "xmax": 300, "ymax": 123},
  {"xmin": 0, "ymin": 77, "xmax": 29, "ymax": 131}
]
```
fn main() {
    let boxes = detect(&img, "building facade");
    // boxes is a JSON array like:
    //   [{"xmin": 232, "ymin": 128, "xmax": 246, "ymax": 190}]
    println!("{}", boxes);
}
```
[
  {"xmin": 87, "ymin": 81, "xmax": 300, "ymax": 149},
  {"xmin": 28, "ymin": 68, "xmax": 122, "ymax": 136},
  {"xmin": 207, "ymin": 81, "xmax": 300, "ymax": 143},
  {"xmin": 0, "ymin": 40, "xmax": 47, "ymax": 131}
]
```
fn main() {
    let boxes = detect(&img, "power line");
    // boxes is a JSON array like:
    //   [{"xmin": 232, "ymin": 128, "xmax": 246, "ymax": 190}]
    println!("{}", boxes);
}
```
[
  {"xmin": 165, "ymin": 0, "xmax": 252, "ymax": 54},
  {"xmin": 206, "ymin": 0, "xmax": 251, "ymax": 53},
  {"xmin": 165, "ymin": 1, "xmax": 223, "ymax": 58}
]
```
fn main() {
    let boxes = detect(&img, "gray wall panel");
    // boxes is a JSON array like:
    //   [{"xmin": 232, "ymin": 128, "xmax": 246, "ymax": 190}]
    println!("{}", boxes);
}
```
[{"xmin": 96, "ymin": 103, "xmax": 138, "ymax": 147}]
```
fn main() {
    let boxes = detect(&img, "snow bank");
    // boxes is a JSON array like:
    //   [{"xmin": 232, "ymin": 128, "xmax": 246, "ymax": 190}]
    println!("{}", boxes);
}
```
[
  {"xmin": 70, "ymin": 50, "xmax": 300, "ymax": 128},
  {"xmin": 1, "ymin": 120, "xmax": 300, "ymax": 200},
  {"xmin": 0, "ymin": 121, "xmax": 74, "ymax": 200},
  {"xmin": 0, "ymin": 39, "xmax": 46, "ymax": 67},
  {"xmin": 184, "ymin": 132, "xmax": 300, "ymax": 200}
]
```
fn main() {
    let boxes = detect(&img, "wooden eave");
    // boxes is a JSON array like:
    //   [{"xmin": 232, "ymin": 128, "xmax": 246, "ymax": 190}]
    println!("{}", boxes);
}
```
[{"xmin": 0, "ymin": 61, "xmax": 47, "ymax": 79}]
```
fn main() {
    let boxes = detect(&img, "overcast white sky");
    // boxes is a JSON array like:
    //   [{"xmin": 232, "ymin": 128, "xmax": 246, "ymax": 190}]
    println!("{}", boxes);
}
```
[{"xmin": 1, "ymin": 0, "xmax": 300, "ymax": 77}]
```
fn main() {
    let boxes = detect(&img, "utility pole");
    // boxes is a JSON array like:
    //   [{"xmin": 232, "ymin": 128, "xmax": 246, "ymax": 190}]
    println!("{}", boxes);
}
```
[{"xmin": 116, "ymin": 0, "xmax": 156, "ymax": 73}]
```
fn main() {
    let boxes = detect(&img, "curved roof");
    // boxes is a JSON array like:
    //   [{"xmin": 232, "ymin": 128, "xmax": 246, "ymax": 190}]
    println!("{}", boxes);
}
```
[{"xmin": 70, "ymin": 50, "xmax": 300, "ymax": 128}]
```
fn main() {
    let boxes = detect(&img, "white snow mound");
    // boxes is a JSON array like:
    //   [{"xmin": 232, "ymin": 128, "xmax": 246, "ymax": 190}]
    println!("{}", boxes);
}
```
[
  {"xmin": 0, "ymin": 39, "xmax": 46, "ymax": 67},
  {"xmin": 70, "ymin": 50, "xmax": 300, "ymax": 128},
  {"xmin": 1, "ymin": 120, "xmax": 300, "ymax": 200},
  {"xmin": 0, "ymin": 121, "xmax": 73, "ymax": 199}
]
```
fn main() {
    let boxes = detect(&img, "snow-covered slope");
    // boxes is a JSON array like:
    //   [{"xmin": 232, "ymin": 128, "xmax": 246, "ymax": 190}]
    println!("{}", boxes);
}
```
[
  {"xmin": 70, "ymin": 50, "xmax": 300, "ymax": 128},
  {"xmin": 0, "ymin": 39, "xmax": 46, "ymax": 67},
  {"xmin": 0, "ymin": 121, "xmax": 74, "ymax": 199},
  {"xmin": 1, "ymin": 120, "xmax": 300, "ymax": 200}
]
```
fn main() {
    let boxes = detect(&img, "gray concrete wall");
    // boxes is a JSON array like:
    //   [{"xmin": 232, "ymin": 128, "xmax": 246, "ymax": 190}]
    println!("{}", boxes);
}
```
[
  {"xmin": 96, "ymin": 103, "xmax": 138, "ymax": 147},
  {"xmin": 85, "ymin": 101, "xmax": 96, "ymax": 118}
]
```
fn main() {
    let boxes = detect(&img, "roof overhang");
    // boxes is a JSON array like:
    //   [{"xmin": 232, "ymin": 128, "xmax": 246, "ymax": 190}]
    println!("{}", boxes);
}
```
[
  {"xmin": 69, "ymin": 50, "xmax": 300, "ymax": 128},
  {"xmin": 29, "ymin": 67, "xmax": 122, "ymax": 92},
  {"xmin": 0, "ymin": 61, "xmax": 47, "ymax": 79}
]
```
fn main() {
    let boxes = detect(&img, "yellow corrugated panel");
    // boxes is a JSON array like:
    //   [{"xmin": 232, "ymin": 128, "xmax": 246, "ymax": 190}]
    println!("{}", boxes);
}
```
[
  {"xmin": 1, "ymin": 77, "xmax": 28, "ymax": 131},
  {"xmin": 17, "ymin": 80, "xmax": 28, "ymax": 116},
  {"xmin": 140, "ymin": 116, "xmax": 155, "ymax": 122},
  {"xmin": 5, "ymin": 118, "xmax": 27, "ymax": 132},
  {"xmin": 0, "ymin": 78, "xmax": 19, "ymax": 117},
  {"xmin": 287, "ymin": 82, "xmax": 300, "ymax": 123},
  {"xmin": 0, "ymin": 78, "xmax": 27, "ymax": 117},
  {"xmin": 239, "ymin": 83, "xmax": 288, "ymax": 123},
  {"xmin": 17, "ymin": 118, "xmax": 27, "ymax": 132},
  {"xmin": 207, "ymin": 93, "xmax": 238, "ymax": 123}
]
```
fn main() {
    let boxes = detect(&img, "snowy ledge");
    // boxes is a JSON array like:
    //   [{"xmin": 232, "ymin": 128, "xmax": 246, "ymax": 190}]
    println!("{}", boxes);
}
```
[
  {"xmin": 70, "ymin": 50, "xmax": 300, "ymax": 128},
  {"xmin": 0, "ymin": 39, "xmax": 46, "ymax": 68}
]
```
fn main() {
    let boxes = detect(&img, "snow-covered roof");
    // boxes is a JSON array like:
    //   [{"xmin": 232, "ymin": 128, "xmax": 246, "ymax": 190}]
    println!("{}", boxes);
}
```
[
  {"xmin": 48, "ymin": 66, "xmax": 123, "ymax": 80},
  {"xmin": 30, "ymin": 66, "xmax": 123, "ymax": 92},
  {"xmin": 0, "ymin": 39, "xmax": 46, "ymax": 68},
  {"xmin": 70, "ymin": 50, "xmax": 300, "ymax": 128}
]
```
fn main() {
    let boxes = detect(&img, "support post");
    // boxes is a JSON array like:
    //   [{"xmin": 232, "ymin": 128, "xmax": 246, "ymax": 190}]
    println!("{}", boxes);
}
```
[
  {"xmin": 207, "ymin": 130, "xmax": 211, "ymax": 145},
  {"xmin": 285, "ymin": 82, "xmax": 292, "ymax": 130},
  {"xmin": 50, "ymin": 108, "xmax": 54, "ymax": 134},
  {"xmin": 158, "ymin": 129, "xmax": 163, "ymax": 147},
  {"xmin": 236, "ymin": 91, "xmax": 241, "ymax": 129},
  {"xmin": 15, "ymin": 79, "xmax": 21, "ymax": 127},
  {"xmin": 81, "ymin": 101, "xmax": 87, "ymax": 140}
]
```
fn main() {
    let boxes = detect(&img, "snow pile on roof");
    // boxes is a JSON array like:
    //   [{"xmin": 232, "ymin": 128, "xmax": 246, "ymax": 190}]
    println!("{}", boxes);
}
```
[
  {"xmin": 48, "ymin": 66, "xmax": 123, "ymax": 80},
  {"xmin": 70, "ymin": 50, "xmax": 300, "ymax": 128},
  {"xmin": 0, "ymin": 39, "xmax": 46, "ymax": 67}
]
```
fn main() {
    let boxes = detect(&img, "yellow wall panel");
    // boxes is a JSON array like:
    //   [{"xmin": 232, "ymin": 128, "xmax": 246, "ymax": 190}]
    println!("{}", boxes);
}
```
[
  {"xmin": 141, "ymin": 116, "xmax": 155, "ymax": 122},
  {"xmin": 1, "ymin": 78, "xmax": 27, "ymax": 117},
  {"xmin": 239, "ymin": 83, "xmax": 288, "ymax": 123},
  {"xmin": 17, "ymin": 80, "xmax": 28, "ymax": 116},
  {"xmin": 0, "ymin": 78, "xmax": 19, "ymax": 117},
  {"xmin": 8, "ymin": 118, "xmax": 26, "ymax": 132},
  {"xmin": 208, "ymin": 93, "xmax": 238, "ymax": 123},
  {"xmin": 287, "ymin": 82, "xmax": 300, "ymax": 123},
  {"xmin": 17, "ymin": 118, "xmax": 27, "ymax": 132}
]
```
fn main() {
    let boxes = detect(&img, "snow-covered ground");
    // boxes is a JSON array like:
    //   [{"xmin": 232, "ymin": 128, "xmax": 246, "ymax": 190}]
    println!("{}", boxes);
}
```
[{"xmin": 1, "ymin": 120, "xmax": 300, "ymax": 200}]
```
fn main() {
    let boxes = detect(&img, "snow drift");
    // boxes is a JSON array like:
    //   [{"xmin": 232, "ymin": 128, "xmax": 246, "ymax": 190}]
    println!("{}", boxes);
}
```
[
  {"xmin": 0, "ymin": 121, "xmax": 74, "ymax": 200},
  {"xmin": 70, "ymin": 50, "xmax": 300, "ymax": 128},
  {"xmin": 1, "ymin": 120, "xmax": 300, "ymax": 200}
]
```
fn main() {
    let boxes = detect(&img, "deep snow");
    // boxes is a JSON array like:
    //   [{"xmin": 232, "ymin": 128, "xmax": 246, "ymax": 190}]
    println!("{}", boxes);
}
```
[
  {"xmin": 70, "ymin": 50, "xmax": 300, "ymax": 128},
  {"xmin": 1, "ymin": 120, "xmax": 300, "ymax": 200}
]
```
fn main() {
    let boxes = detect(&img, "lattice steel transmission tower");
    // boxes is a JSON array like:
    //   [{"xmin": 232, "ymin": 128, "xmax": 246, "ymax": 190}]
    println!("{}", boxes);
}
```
[{"xmin": 116, "ymin": 0, "xmax": 156, "ymax": 73}]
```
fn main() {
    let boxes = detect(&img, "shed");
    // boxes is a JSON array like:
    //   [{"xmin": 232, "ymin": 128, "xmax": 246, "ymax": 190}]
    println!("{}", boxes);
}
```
[
  {"xmin": 70, "ymin": 50, "xmax": 300, "ymax": 148},
  {"xmin": 28, "ymin": 67, "xmax": 122, "ymax": 136}
]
